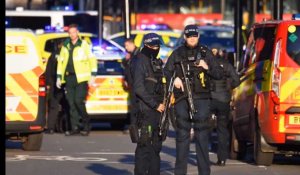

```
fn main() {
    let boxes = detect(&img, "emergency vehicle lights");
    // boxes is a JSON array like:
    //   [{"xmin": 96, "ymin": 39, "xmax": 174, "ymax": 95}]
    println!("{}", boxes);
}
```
[
  {"xmin": 44, "ymin": 25, "xmax": 64, "ymax": 32},
  {"xmin": 292, "ymin": 14, "xmax": 300, "ymax": 20},
  {"xmin": 140, "ymin": 24, "xmax": 170, "ymax": 31},
  {"xmin": 51, "ymin": 5, "xmax": 74, "ymax": 11}
]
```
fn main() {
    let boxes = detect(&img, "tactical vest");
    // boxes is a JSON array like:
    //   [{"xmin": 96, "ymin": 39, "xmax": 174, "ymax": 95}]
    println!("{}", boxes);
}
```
[
  {"xmin": 143, "ymin": 55, "xmax": 165, "ymax": 101},
  {"xmin": 175, "ymin": 45, "xmax": 211, "ymax": 94},
  {"xmin": 211, "ymin": 79, "xmax": 231, "ymax": 92}
]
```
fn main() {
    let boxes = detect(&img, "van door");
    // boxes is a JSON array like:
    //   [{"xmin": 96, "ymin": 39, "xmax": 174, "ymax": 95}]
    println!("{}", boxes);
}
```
[{"xmin": 6, "ymin": 30, "xmax": 45, "ymax": 122}]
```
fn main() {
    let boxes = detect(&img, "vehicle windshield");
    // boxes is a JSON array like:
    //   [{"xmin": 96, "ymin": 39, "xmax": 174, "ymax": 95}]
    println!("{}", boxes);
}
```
[
  {"xmin": 286, "ymin": 25, "xmax": 300, "ymax": 65},
  {"xmin": 91, "ymin": 37, "xmax": 124, "ymax": 53},
  {"xmin": 97, "ymin": 60, "xmax": 124, "ymax": 75}
]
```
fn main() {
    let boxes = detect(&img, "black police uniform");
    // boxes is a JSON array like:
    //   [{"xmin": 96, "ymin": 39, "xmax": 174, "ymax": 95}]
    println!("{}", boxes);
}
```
[
  {"xmin": 164, "ymin": 43, "xmax": 222, "ymax": 175},
  {"xmin": 123, "ymin": 47, "xmax": 140, "ymax": 124},
  {"xmin": 210, "ymin": 55, "xmax": 240, "ymax": 165},
  {"xmin": 133, "ymin": 46, "xmax": 165, "ymax": 175},
  {"xmin": 45, "ymin": 47, "xmax": 70, "ymax": 133}
]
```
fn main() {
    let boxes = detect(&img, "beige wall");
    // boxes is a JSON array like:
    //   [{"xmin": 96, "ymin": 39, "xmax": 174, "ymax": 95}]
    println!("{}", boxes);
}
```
[{"xmin": 6, "ymin": 0, "xmax": 46, "ymax": 10}]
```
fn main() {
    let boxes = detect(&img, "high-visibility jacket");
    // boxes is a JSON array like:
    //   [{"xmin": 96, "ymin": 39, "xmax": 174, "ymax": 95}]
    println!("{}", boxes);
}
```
[{"xmin": 57, "ymin": 38, "xmax": 97, "ymax": 84}]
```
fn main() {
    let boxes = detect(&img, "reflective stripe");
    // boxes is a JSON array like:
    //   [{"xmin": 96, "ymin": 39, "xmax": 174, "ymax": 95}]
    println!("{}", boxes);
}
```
[
  {"xmin": 77, "ymin": 73, "xmax": 91, "ymax": 78},
  {"xmin": 6, "ymin": 74, "xmax": 38, "ymax": 121},
  {"xmin": 280, "ymin": 69, "xmax": 300, "ymax": 102}
]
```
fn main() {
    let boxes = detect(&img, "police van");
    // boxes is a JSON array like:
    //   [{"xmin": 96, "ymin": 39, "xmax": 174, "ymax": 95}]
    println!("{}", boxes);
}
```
[
  {"xmin": 6, "ymin": 29, "xmax": 46, "ymax": 151},
  {"xmin": 231, "ymin": 18, "xmax": 300, "ymax": 165}
]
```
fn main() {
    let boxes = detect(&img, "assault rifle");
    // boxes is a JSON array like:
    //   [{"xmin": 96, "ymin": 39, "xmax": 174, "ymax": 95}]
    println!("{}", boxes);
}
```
[
  {"xmin": 159, "ymin": 71, "xmax": 176, "ymax": 141},
  {"xmin": 179, "ymin": 61, "xmax": 197, "ymax": 120}
]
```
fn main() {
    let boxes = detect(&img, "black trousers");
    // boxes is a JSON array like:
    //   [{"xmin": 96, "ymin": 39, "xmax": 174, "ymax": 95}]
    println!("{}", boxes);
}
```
[
  {"xmin": 134, "ymin": 109, "xmax": 162, "ymax": 175},
  {"xmin": 129, "ymin": 91, "xmax": 138, "ymax": 124},
  {"xmin": 47, "ymin": 86, "xmax": 65, "ymax": 130},
  {"xmin": 174, "ymin": 99, "xmax": 211, "ymax": 175},
  {"xmin": 210, "ymin": 99, "xmax": 230, "ymax": 161},
  {"xmin": 65, "ymin": 75, "xmax": 89, "ymax": 130}
]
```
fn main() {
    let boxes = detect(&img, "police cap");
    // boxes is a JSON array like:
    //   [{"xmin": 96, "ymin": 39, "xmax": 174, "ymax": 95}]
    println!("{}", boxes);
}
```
[
  {"xmin": 184, "ymin": 24, "xmax": 199, "ymax": 38},
  {"xmin": 143, "ymin": 33, "xmax": 161, "ymax": 46}
]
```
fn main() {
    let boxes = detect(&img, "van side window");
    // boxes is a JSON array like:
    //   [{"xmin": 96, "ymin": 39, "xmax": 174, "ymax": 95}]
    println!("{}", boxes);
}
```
[
  {"xmin": 254, "ymin": 27, "xmax": 276, "ymax": 62},
  {"xmin": 6, "ymin": 17, "xmax": 51, "ymax": 30},
  {"xmin": 242, "ymin": 30, "xmax": 255, "ymax": 69},
  {"xmin": 286, "ymin": 25, "xmax": 300, "ymax": 65}
]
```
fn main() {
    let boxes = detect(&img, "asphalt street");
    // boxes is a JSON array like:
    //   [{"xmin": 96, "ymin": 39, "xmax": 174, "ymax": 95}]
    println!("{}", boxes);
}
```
[{"xmin": 6, "ymin": 123, "xmax": 300, "ymax": 175}]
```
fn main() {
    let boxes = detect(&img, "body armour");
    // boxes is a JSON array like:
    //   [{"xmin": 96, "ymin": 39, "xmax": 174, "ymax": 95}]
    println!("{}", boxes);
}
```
[
  {"xmin": 133, "ymin": 52, "xmax": 165, "ymax": 111},
  {"xmin": 173, "ymin": 44, "xmax": 213, "ymax": 100},
  {"xmin": 211, "ymin": 57, "xmax": 240, "ymax": 103}
]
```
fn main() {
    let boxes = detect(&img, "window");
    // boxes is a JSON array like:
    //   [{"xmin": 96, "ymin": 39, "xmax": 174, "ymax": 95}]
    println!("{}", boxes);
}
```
[
  {"xmin": 286, "ymin": 25, "xmax": 300, "ymax": 65},
  {"xmin": 111, "ymin": 34, "xmax": 137, "ymax": 48},
  {"xmin": 97, "ymin": 60, "xmax": 124, "ymax": 75},
  {"xmin": 63, "ymin": 14, "xmax": 98, "ymax": 34},
  {"xmin": 241, "ymin": 30, "xmax": 255, "ymax": 70},
  {"xmin": 6, "ymin": 16, "xmax": 51, "ymax": 30},
  {"xmin": 253, "ymin": 26, "xmax": 276, "ymax": 62}
]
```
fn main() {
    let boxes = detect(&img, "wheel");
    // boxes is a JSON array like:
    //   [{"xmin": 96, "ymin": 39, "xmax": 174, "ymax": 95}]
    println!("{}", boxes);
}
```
[
  {"xmin": 111, "ymin": 120, "xmax": 126, "ymax": 130},
  {"xmin": 253, "ymin": 124, "xmax": 274, "ymax": 166},
  {"xmin": 230, "ymin": 123, "xmax": 246, "ymax": 160},
  {"xmin": 22, "ymin": 132, "xmax": 43, "ymax": 151}
]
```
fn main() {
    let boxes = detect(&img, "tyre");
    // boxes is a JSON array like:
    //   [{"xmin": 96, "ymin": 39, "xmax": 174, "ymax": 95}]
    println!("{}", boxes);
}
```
[
  {"xmin": 253, "ymin": 122, "xmax": 274, "ymax": 166},
  {"xmin": 22, "ymin": 132, "xmax": 43, "ymax": 151},
  {"xmin": 111, "ymin": 120, "xmax": 126, "ymax": 130}
]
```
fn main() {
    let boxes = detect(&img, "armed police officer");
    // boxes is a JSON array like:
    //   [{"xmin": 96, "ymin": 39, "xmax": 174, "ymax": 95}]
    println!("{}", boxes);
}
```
[
  {"xmin": 164, "ymin": 24, "xmax": 223, "ymax": 175},
  {"xmin": 210, "ymin": 48, "xmax": 240, "ymax": 166},
  {"xmin": 132, "ymin": 33, "xmax": 166, "ymax": 175}
]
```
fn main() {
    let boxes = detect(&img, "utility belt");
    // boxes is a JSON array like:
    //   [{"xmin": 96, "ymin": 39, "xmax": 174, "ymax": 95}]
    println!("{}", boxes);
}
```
[
  {"xmin": 129, "ymin": 123, "xmax": 154, "ymax": 145},
  {"xmin": 211, "ymin": 79, "xmax": 231, "ymax": 92},
  {"xmin": 129, "ymin": 110, "xmax": 162, "ymax": 144}
]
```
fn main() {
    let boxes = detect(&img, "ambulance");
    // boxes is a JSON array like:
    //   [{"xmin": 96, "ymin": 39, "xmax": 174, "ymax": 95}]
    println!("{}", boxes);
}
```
[
  {"xmin": 6, "ymin": 29, "xmax": 46, "ymax": 151},
  {"xmin": 231, "ymin": 18, "xmax": 300, "ymax": 165}
]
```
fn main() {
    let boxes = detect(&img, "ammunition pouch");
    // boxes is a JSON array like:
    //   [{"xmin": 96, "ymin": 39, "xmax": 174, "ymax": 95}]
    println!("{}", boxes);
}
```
[
  {"xmin": 138, "ymin": 124, "xmax": 153, "ymax": 145},
  {"xmin": 129, "ymin": 120, "xmax": 154, "ymax": 145}
]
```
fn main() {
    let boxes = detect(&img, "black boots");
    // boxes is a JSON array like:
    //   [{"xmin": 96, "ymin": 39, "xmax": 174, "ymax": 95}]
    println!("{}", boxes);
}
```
[
  {"xmin": 80, "ymin": 122, "xmax": 91, "ymax": 136},
  {"xmin": 216, "ymin": 160, "xmax": 226, "ymax": 166}
]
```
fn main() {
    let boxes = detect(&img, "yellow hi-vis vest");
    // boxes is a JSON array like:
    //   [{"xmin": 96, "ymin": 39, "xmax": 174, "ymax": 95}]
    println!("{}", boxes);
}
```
[{"xmin": 57, "ymin": 39, "xmax": 97, "ymax": 84}]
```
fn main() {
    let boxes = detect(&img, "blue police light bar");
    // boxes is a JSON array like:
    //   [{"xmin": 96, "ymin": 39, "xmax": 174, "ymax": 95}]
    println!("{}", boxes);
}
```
[
  {"xmin": 292, "ymin": 14, "xmax": 300, "ymax": 20},
  {"xmin": 140, "ymin": 24, "xmax": 169, "ymax": 30}
]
